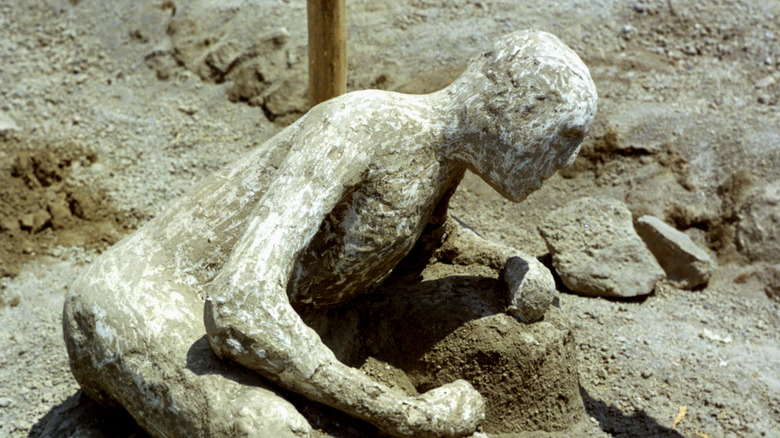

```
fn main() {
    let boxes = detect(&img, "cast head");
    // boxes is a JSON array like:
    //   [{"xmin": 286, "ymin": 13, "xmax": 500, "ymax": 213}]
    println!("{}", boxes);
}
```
[{"xmin": 444, "ymin": 30, "xmax": 598, "ymax": 202}]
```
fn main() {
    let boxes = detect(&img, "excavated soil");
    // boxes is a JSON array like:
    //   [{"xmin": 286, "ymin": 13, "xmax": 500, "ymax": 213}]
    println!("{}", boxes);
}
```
[
  {"xmin": 0, "ymin": 1, "xmax": 778, "ymax": 437},
  {"xmin": 0, "ymin": 138, "xmax": 130, "ymax": 279}
]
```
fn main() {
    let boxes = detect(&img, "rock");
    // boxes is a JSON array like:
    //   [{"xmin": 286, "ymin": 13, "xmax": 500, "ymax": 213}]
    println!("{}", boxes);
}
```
[
  {"xmin": 737, "ymin": 181, "xmax": 780, "ymax": 262},
  {"xmin": 19, "ymin": 209, "xmax": 51, "ymax": 233},
  {"xmin": 45, "ymin": 190, "xmax": 74, "ymax": 230},
  {"xmin": 0, "ymin": 216, "xmax": 20, "ymax": 232},
  {"xmin": 595, "ymin": 104, "xmax": 679, "ymax": 154},
  {"xmin": 434, "ymin": 219, "xmax": 555, "ymax": 323},
  {"xmin": 620, "ymin": 25, "xmax": 637, "ymax": 40},
  {"xmin": 227, "ymin": 60, "xmax": 270, "ymax": 104},
  {"xmin": 4, "ymin": 294, "xmax": 21, "ymax": 307},
  {"xmin": 169, "ymin": 0, "xmax": 292, "ymax": 83},
  {"xmin": 224, "ymin": 29, "xmax": 307, "ymax": 123},
  {"xmin": 261, "ymin": 77, "xmax": 308, "ymax": 123},
  {"xmin": 700, "ymin": 328, "xmax": 732, "ymax": 344},
  {"xmin": 762, "ymin": 263, "xmax": 780, "ymax": 302},
  {"xmin": 199, "ymin": 40, "xmax": 242, "ymax": 80},
  {"xmin": 502, "ymin": 255, "xmax": 555, "ymax": 323},
  {"xmin": 635, "ymin": 215, "xmax": 715, "ymax": 289},
  {"xmin": 754, "ymin": 75, "xmax": 776, "ymax": 89},
  {"xmin": 539, "ymin": 197, "xmax": 664, "ymax": 297},
  {"xmin": 0, "ymin": 110, "xmax": 20, "ymax": 136}
]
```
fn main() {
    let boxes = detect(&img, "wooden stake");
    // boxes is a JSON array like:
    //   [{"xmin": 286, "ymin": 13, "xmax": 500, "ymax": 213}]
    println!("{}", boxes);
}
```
[{"xmin": 307, "ymin": 0, "xmax": 347, "ymax": 107}]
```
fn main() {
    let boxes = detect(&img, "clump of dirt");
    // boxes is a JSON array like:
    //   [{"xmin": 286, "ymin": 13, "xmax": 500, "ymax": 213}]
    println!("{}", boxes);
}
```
[
  {"xmin": 665, "ymin": 168, "xmax": 755, "ymax": 263},
  {"xmin": 140, "ymin": 2, "xmax": 309, "ymax": 125},
  {"xmin": 764, "ymin": 264, "xmax": 780, "ymax": 301},
  {"xmin": 0, "ymin": 137, "xmax": 131, "ymax": 278}
]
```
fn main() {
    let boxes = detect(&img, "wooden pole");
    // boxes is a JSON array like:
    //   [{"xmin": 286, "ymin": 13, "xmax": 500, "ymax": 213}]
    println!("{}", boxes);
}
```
[{"xmin": 307, "ymin": 0, "xmax": 347, "ymax": 107}]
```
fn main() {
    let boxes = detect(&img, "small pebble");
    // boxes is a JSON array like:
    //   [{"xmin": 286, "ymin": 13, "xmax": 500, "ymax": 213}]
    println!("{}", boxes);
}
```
[
  {"xmin": 755, "ymin": 75, "xmax": 776, "ymax": 89},
  {"xmin": 621, "ymin": 25, "xmax": 637, "ymax": 39},
  {"xmin": 8, "ymin": 294, "xmax": 20, "ymax": 307},
  {"xmin": 0, "ymin": 110, "xmax": 20, "ymax": 135}
]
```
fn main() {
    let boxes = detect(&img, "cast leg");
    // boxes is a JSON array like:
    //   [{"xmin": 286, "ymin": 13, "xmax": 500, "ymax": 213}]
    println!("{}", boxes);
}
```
[{"xmin": 62, "ymin": 235, "xmax": 310, "ymax": 438}]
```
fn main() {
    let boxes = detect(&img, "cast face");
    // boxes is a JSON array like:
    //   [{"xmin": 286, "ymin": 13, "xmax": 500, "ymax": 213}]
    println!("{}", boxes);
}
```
[
  {"xmin": 470, "ymin": 86, "xmax": 594, "ymax": 203},
  {"xmin": 491, "ymin": 55, "xmax": 596, "ymax": 201},
  {"xmin": 445, "ymin": 30, "xmax": 597, "ymax": 202}
]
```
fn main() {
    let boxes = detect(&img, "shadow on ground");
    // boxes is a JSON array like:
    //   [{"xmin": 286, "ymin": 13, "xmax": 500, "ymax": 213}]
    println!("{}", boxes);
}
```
[
  {"xmin": 29, "ymin": 391, "xmax": 146, "ymax": 438},
  {"xmin": 581, "ymin": 386, "xmax": 684, "ymax": 438},
  {"xmin": 29, "ymin": 369, "xmax": 685, "ymax": 438}
]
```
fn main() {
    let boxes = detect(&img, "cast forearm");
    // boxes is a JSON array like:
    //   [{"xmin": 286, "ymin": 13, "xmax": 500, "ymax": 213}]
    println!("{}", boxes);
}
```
[
  {"xmin": 434, "ymin": 217, "xmax": 555, "ymax": 323},
  {"xmin": 434, "ymin": 217, "xmax": 516, "ymax": 270}
]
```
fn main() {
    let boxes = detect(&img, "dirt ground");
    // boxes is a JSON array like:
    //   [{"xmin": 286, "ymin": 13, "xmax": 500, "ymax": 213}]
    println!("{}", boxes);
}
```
[{"xmin": 0, "ymin": 0, "xmax": 778, "ymax": 437}]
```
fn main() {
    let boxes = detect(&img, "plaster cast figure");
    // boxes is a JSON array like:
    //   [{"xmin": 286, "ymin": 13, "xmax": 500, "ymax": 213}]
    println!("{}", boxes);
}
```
[{"xmin": 63, "ymin": 30, "xmax": 597, "ymax": 437}]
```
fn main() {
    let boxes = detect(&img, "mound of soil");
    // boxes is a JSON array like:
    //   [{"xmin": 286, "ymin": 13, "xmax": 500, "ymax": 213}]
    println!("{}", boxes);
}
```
[{"xmin": 0, "ymin": 136, "xmax": 130, "ymax": 279}]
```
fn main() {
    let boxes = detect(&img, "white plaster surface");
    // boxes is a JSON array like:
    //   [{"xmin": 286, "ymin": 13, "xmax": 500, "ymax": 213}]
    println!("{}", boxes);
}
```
[{"xmin": 62, "ymin": 30, "xmax": 596, "ymax": 437}]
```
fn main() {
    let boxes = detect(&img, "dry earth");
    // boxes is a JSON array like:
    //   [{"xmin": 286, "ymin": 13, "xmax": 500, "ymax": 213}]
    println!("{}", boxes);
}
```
[{"xmin": 0, "ymin": 0, "xmax": 778, "ymax": 437}]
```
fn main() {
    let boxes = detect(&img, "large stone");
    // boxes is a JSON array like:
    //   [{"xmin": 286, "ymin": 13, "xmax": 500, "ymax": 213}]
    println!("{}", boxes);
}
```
[
  {"xmin": 635, "ymin": 215, "xmax": 715, "ymax": 289},
  {"xmin": 737, "ymin": 181, "xmax": 780, "ymax": 262},
  {"xmin": 539, "ymin": 197, "xmax": 664, "ymax": 297}
]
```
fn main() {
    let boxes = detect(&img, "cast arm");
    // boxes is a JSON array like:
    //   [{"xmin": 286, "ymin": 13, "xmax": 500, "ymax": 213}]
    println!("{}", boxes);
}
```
[
  {"xmin": 203, "ymin": 129, "xmax": 483, "ymax": 437},
  {"xmin": 434, "ymin": 217, "xmax": 556, "ymax": 322}
]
